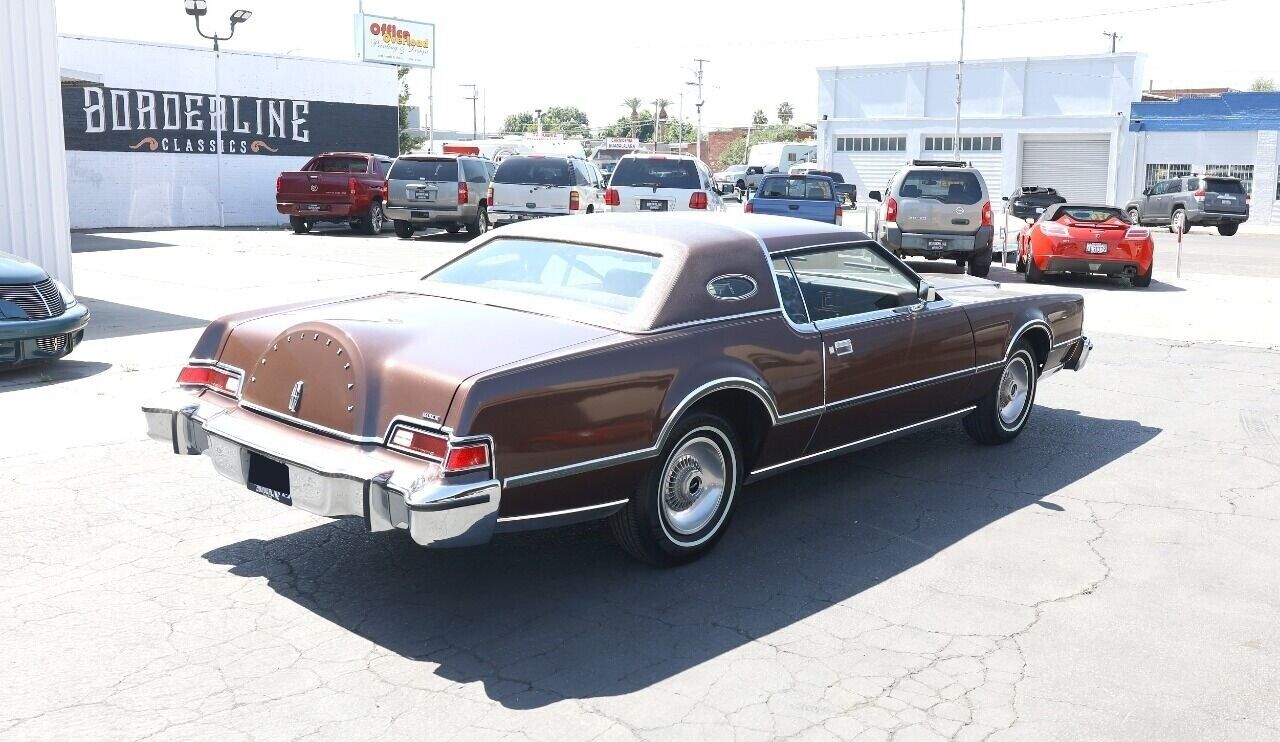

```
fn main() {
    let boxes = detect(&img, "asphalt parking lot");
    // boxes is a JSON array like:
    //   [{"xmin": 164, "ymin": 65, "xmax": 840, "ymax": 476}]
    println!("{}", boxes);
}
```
[{"xmin": 2, "ymin": 220, "xmax": 1279, "ymax": 741}]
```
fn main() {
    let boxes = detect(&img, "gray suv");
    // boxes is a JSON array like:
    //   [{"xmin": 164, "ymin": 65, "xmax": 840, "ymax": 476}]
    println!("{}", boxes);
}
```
[
  {"xmin": 1125, "ymin": 175, "xmax": 1249, "ymax": 236},
  {"xmin": 871, "ymin": 160, "xmax": 994, "ymax": 277},
  {"xmin": 383, "ymin": 154, "xmax": 495, "ymax": 238}
]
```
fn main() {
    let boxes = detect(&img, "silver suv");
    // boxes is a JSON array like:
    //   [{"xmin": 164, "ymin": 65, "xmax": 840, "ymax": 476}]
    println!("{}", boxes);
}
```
[
  {"xmin": 1125, "ymin": 175, "xmax": 1249, "ymax": 236},
  {"xmin": 384, "ymin": 154, "xmax": 495, "ymax": 238},
  {"xmin": 870, "ymin": 160, "xmax": 994, "ymax": 278}
]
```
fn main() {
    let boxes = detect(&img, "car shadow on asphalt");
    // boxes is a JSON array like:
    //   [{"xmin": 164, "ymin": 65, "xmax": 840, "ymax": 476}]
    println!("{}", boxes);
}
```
[
  {"xmin": 0, "ymin": 359, "xmax": 112, "ymax": 391},
  {"xmin": 80, "ymin": 298, "xmax": 209, "ymax": 341},
  {"xmin": 203, "ymin": 406, "xmax": 1159, "ymax": 709}
]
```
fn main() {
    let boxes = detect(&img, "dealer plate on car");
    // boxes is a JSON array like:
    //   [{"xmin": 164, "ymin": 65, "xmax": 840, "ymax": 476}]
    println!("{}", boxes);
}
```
[
  {"xmin": 246, "ymin": 451, "xmax": 291, "ymax": 506},
  {"xmin": 1085, "ymin": 242, "xmax": 1108, "ymax": 254},
  {"xmin": 640, "ymin": 199, "xmax": 669, "ymax": 212},
  {"xmin": 927, "ymin": 239, "xmax": 947, "ymax": 250},
  {"xmin": 304, "ymin": 204, "xmax": 326, "ymax": 212},
  {"xmin": 411, "ymin": 210, "xmax": 430, "ymax": 218}
]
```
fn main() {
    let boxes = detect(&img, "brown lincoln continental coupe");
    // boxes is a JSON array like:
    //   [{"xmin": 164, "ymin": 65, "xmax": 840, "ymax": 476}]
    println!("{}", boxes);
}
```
[{"xmin": 144, "ymin": 213, "xmax": 1091, "ymax": 565}]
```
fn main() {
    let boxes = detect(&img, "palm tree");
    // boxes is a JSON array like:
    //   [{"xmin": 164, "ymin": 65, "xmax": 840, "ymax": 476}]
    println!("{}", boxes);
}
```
[
  {"xmin": 777, "ymin": 101, "xmax": 794, "ymax": 125},
  {"xmin": 652, "ymin": 97, "xmax": 672, "ymax": 142},
  {"xmin": 623, "ymin": 97, "xmax": 642, "ymax": 138}
]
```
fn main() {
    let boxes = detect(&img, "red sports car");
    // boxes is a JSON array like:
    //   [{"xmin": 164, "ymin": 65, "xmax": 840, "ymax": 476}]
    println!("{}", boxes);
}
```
[{"xmin": 1017, "ymin": 204, "xmax": 1154, "ymax": 287}]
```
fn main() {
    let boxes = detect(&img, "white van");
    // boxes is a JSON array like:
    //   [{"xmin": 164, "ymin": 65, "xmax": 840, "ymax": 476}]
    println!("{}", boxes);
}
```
[{"xmin": 747, "ymin": 142, "xmax": 817, "ymax": 175}]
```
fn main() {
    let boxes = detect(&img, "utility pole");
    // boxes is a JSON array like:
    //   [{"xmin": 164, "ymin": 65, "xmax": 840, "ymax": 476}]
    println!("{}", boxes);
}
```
[
  {"xmin": 459, "ymin": 83, "xmax": 478, "ymax": 140},
  {"xmin": 953, "ymin": 0, "xmax": 965, "ymax": 161},
  {"xmin": 534, "ymin": 108, "xmax": 543, "ymax": 137},
  {"xmin": 1103, "ymin": 31, "xmax": 1121, "ymax": 53},
  {"xmin": 691, "ymin": 58, "xmax": 709, "ymax": 160}
]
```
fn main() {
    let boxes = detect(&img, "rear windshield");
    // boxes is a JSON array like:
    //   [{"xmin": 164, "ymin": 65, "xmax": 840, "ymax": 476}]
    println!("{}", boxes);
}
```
[
  {"xmin": 389, "ymin": 159, "xmax": 459, "ymax": 181},
  {"xmin": 898, "ymin": 170, "xmax": 983, "ymax": 205},
  {"xmin": 759, "ymin": 177, "xmax": 834, "ymax": 200},
  {"xmin": 1054, "ymin": 207, "xmax": 1125, "ymax": 223},
  {"xmin": 494, "ymin": 157, "xmax": 571, "ymax": 186},
  {"xmin": 610, "ymin": 158, "xmax": 701, "ymax": 189},
  {"xmin": 426, "ymin": 238, "xmax": 661, "ymax": 313},
  {"xmin": 1204, "ymin": 178, "xmax": 1245, "ymax": 195},
  {"xmin": 310, "ymin": 156, "xmax": 369, "ymax": 173}
]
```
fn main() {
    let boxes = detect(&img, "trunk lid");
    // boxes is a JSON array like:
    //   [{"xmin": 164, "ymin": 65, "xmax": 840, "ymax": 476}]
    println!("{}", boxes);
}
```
[
  {"xmin": 278, "ymin": 172, "xmax": 353, "ymax": 205},
  {"xmin": 490, "ymin": 182, "xmax": 571, "ymax": 215},
  {"xmin": 610, "ymin": 186, "xmax": 697, "ymax": 213},
  {"xmin": 222, "ymin": 292, "xmax": 615, "ymax": 439},
  {"xmin": 386, "ymin": 158, "xmax": 461, "ymax": 209}
]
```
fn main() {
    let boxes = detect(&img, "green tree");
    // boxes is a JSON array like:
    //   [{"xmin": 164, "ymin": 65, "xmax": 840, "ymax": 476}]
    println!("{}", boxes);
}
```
[
  {"xmin": 751, "ymin": 109, "xmax": 769, "ymax": 126},
  {"xmin": 716, "ymin": 124, "xmax": 802, "ymax": 169},
  {"xmin": 502, "ymin": 112, "xmax": 535, "ymax": 134},
  {"xmin": 623, "ymin": 97, "xmax": 643, "ymax": 138},
  {"xmin": 502, "ymin": 106, "xmax": 590, "ymax": 136},
  {"xmin": 397, "ymin": 67, "xmax": 425, "ymax": 154},
  {"xmin": 602, "ymin": 111, "xmax": 654, "ymax": 141},
  {"xmin": 776, "ymin": 101, "xmax": 794, "ymax": 124},
  {"xmin": 651, "ymin": 98, "xmax": 672, "ymax": 142},
  {"xmin": 1250, "ymin": 77, "xmax": 1276, "ymax": 92}
]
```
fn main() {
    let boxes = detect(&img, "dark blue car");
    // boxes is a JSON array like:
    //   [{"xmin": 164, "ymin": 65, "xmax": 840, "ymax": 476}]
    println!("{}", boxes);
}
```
[{"xmin": 0, "ymin": 251, "xmax": 90, "ymax": 368}]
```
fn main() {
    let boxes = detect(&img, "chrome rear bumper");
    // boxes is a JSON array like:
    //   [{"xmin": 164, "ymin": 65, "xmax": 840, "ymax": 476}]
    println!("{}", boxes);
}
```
[
  {"xmin": 1064, "ymin": 335, "xmax": 1092, "ymax": 372},
  {"xmin": 142, "ymin": 390, "xmax": 499, "ymax": 547}
]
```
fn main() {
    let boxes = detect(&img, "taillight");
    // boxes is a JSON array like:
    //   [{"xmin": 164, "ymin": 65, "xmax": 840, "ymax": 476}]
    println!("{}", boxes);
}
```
[
  {"xmin": 458, "ymin": 182, "xmax": 469, "ymax": 205},
  {"xmin": 382, "ymin": 179, "xmax": 389, "ymax": 195},
  {"xmin": 1124, "ymin": 227, "xmax": 1150, "ymax": 240},
  {"xmin": 388, "ymin": 423, "xmax": 491, "ymax": 474},
  {"xmin": 689, "ymin": 191, "xmax": 708, "ymax": 209},
  {"xmin": 275, "ymin": 175, "xmax": 283, "ymax": 194},
  {"xmin": 1041, "ymin": 221, "xmax": 1070, "ymax": 238},
  {"xmin": 743, "ymin": 199, "xmax": 754, "ymax": 213},
  {"xmin": 1193, "ymin": 189, "xmax": 1206, "ymax": 201},
  {"xmin": 348, "ymin": 177, "xmax": 357, "ymax": 196},
  {"xmin": 486, "ymin": 185, "xmax": 494, "ymax": 205},
  {"xmin": 177, "ymin": 364, "xmax": 240, "ymax": 397},
  {"xmin": 604, "ymin": 188, "xmax": 620, "ymax": 206},
  {"xmin": 835, "ymin": 205, "xmax": 843, "ymax": 226},
  {"xmin": 885, "ymin": 197, "xmax": 898, "ymax": 222},
  {"xmin": 981, "ymin": 201, "xmax": 993, "ymax": 226},
  {"xmin": 569, "ymin": 190, "xmax": 580, "ymax": 211}
]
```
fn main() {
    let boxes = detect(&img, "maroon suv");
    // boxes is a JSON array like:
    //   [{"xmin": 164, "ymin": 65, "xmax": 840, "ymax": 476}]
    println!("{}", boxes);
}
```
[{"xmin": 276, "ymin": 152, "xmax": 393, "ymax": 235}]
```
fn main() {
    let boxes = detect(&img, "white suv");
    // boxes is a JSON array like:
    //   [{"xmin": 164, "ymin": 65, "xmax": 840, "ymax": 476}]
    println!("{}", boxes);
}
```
[
  {"xmin": 603, "ymin": 153, "xmax": 725, "ymax": 213},
  {"xmin": 488, "ymin": 155, "xmax": 605, "ymax": 225}
]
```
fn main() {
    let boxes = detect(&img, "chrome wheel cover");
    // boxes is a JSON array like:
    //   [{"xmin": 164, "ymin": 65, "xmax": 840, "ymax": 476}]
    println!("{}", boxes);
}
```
[
  {"xmin": 998, "ymin": 355, "xmax": 1032, "ymax": 427},
  {"xmin": 372, "ymin": 204, "xmax": 384, "ymax": 231},
  {"xmin": 660, "ymin": 436, "xmax": 727, "ymax": 536}
]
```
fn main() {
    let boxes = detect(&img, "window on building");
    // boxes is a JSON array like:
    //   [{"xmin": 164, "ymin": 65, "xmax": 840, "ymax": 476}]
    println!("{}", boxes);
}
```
[
  {"xmin": 1204, "ymin": 164, "xmax": 1254, "ymax": 195},
  {"xmin": 1144, "ymin": 163, "xmax": 1192, "ymax": 189},
  {"xmin": 836, "ymin": 136, "xmax": 906, "ymax": 154},
  {"xmin": 923, "ymin": 135, "xmax": 1001, "ymax": 152}
]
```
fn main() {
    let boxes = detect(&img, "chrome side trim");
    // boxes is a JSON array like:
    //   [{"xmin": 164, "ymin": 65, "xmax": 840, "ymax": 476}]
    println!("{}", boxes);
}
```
[
  {"xmin": 1051, "ymin": 335, "xmax": 1080, "ymax": 350},
  {"xmin": 823, "ymin": 365, "xmax": 978, "ymax": 411},
  {"xmin": 503, "ymin": 447, "xmax": 655, "ymax": 488},
  {"xmin": 237, "ymin": 400, "xmax": 384, "ymax": 444},
  {"xmin": 496, "ymin": 499, "xmax": 630, "ymax": 523},
  {"xmin": 748, "ymin": 406, "xmax": 977, "ymax": 480},
  {"xmin": 644, "ymin": 308, "xmax": 781, "ymax": 334},
  {"xmin": 1005, "ymin": 319, "xmax": 1054, "ymax": 358}
]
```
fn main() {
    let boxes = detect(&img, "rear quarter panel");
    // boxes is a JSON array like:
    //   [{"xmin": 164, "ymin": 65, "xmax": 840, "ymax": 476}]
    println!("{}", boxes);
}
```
[{"xmin": 961, "ymin": 292, "xmax": 1084, "ymax": 371}]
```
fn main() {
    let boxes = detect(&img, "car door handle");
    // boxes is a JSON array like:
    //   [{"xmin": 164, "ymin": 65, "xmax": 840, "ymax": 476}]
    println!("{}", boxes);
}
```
[
  {"xmin": 789, "ymin": 204, "xmax": 800, "ymax": 210},
  {"xmin": 829, "ymin": 339, "xmax": 853, "ymax": 356}
]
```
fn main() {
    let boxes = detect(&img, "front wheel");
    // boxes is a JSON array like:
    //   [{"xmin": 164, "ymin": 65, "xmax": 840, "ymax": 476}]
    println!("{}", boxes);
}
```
[
  {"xmin": 1127, "ymin": 208, "xmax": 1141, "ymax": 225},
  {"xmin": 963, "ymin": 341, "xmax": 1038, "ymax": 445},
  {"xmin": 610, "ymin": 412, "xmax": 742, "ymax": 566}
]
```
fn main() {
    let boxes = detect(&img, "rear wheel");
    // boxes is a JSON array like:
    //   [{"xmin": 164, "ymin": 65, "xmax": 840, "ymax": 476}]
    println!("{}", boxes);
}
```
[
  {"xmin": 1025, "ymin": 252, "xmax": 1045, "ymax": 283},
  {"xmin": 967, "ymin": 248, "xmax": 992, "ymax": 278},
  {"xmin": 1132, "ymin": 259, "xmax": 1153, "ymax": 288},
  {"xmin": 964, "ymin": 341, "xmax": 1038, "ymax": 445},
  {"xmin": 1218, "ymin": 222, "xmax": 1239, "ymax": 237},
  {"xmin": 467, "ymin": 205, "xmax": 490, "ymax": 235},
  {"xmin": 1169, "ymin": 208, "xmax": 1187, "ymax": 234},
  {"xmin": 610, "ymin": 412, "xmax": 742, "ymax": 566},
  {"xmin": 289, "ymin": 216, "xmax": 310, "ymax": 235},
  {"xmin": 445, "ymin": 225, "xmax": 462, "ymax": 234},
  {"xmin": 363, "ymin": 200, "xmax": 385, "ymax": 235},
  {"xmin": 393, "ymin": 220, "xmax": 415, "ymax": 239}
]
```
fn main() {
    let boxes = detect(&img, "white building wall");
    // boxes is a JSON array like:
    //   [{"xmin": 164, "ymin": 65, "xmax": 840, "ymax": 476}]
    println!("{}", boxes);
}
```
[
  {"xmin": 0, "ymin": 0, "xmax": 73, "ymax": 286},
  {"xmin": 58, "ymin": 36, "xmax": 398, "ymax": 228}
]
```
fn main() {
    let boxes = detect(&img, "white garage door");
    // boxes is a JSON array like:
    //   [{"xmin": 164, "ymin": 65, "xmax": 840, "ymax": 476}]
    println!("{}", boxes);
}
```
[
  {"xmin": 833, "ymin": 153, "xmax": 910, "ymax": 199},
  {"xmin": 1020, "ymin": 138, "xmax": 1111, "ymax": 204},
  {"xmin": 967, "ymin": 153, "xmax": 1003, "ymax": 203}
]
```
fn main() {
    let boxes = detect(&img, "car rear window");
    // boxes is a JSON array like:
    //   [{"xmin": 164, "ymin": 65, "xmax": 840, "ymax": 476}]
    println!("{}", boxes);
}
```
[
  {"xmin": 494, "ymin": 157, "xmax": 571, "ymax": 186},
  {"xmin": 1204, "ymin": 178, "xmax": 1245, "ymax": 195},
  {"xmin": 389, "ymin": 159, "xmax": 459, "ymax": 182},
  {"xmin": 610, "ymin": 158, "xmax": 701, "ymax": 189},
  {"xmin": 759, "ymin": 177, "xmax": 833, "ymax": 200},
  {"xmin": 1055, "ymin": 207, "xmax": 1124, "ymax": 222},
  {"xmin": 899, "ymin": 170, "xmax": 983, "ymax": 205},
  {"xmin": 426, "ymin": 238, "xmax": 662, "ymax": 313},
  {"xmin": 311, "ymin": 156, "xmax": 369, "ymax": 173}
]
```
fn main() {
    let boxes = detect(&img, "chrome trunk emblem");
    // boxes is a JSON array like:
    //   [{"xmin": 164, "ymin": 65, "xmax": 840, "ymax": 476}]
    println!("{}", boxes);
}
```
[{"xmin": 288, "ymin": 380, "xmax": 304, "ymax": 413}]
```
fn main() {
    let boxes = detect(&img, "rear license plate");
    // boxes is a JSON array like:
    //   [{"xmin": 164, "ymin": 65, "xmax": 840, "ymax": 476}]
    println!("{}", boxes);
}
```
[
  {"xmin": 247, "ymin": 452, "xmax": 291, "ymax": 506},
  {"xmin": 304, "ymin": 204, "xmax": 326, "ymax": 212},
  {"xmin": 411, "ymin": 210, "xmax": 430, "ymax": 218},
  {"xmin": 927, "ymin": 239, "xmax": 947, "ymax": 250},
  {"xmin": 1085, "ymin": 242, "xmax": 1108, "ymax": 254},
  {"xmin": 413, "ymin": 191, "xmax": 430, "ymax": 201},
  {"xmin": 1221, "ymin": 196, "xmax": 1236, "ymax": 202},
  {"xmin": 640, "ymin": 199, "xmax": 668, "ymax": 212},
  {"xmin": 1035, "ymin": 207, "xmax": 1045, "ymax": 214}
]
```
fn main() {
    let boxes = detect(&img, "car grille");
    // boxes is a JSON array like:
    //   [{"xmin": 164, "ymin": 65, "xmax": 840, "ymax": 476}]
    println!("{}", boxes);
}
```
[
  {"xmin": 0, "ymin": 279, "xmax": 65, "ymax": 319},
  {"xmin": 35, "ymin": 335, "xmax": 68, "ymax": 354}
]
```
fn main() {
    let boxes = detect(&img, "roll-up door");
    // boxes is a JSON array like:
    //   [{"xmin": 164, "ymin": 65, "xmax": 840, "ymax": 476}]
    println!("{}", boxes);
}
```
[
  {"xmin": 832, "ymin": 153, "xmax": 910, "ymax": 200},
  {"xmin": 967, "ymin": 153, "xmax": 1003, "ymax": 202},
  {"xmin": 1020, "ymin": 138, "xmax": 1111, "ymax": 204}
]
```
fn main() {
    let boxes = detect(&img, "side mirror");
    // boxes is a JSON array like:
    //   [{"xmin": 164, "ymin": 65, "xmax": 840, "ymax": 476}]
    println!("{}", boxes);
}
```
[
  {"xmin": 868, "ymin": 190, "xmax": 882, "ymax": 202},
  {"xmin": 1142, "ymin": 187, "xmax": 1151, "ymax": 196},
  {"xmin": 918, "ymin": 282, "xmax": 937, "ymax": 303}
]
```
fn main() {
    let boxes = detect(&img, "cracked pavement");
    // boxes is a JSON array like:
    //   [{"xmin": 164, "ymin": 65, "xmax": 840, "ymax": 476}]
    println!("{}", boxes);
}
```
[{"xmin": 2, "ymin": 227, "xmax": 1279, "ymax": 741}]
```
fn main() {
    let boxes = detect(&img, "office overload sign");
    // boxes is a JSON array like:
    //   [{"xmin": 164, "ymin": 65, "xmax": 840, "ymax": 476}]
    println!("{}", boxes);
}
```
[
  {"xmin": 61, "ymin": 85, "xmax": 397, "ymax": 157},
  {"xmin": 358, "ymin": 14, "xmax": 435, "ymax": 68}
]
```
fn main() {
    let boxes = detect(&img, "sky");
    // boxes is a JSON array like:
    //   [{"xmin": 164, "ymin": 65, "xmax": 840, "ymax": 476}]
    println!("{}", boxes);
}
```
[{"xmin": 53, "ymin": 0, "xmax": 1277, "ymax": 135}]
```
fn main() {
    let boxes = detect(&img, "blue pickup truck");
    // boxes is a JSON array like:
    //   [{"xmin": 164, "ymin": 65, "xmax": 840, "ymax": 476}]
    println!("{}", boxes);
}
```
[{"xmin": 744, "ymin": 175, "xmax": 842, "ymax": 224}]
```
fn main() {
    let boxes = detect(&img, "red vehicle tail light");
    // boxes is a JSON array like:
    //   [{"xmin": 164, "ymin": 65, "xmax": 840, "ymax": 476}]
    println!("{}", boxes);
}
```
[
  {"xmin": 1041, "ymin": 221, "xmax": 1070, "ymax": 238},
  {"xmin": 569, "ymin": 190, "xmax": 581, "ymax": 211},
  {"xmin": 486, "ymin": 185, "xmax": 494, "ymax": 205},
  {"xmin": 885, "ymin": 196, "xmax": 898, "ymax": 222},
  {"xmin": 382, "ymin": 179, "xmax": 389, "ymax": 195},
  {"xmin": 177, "ymin": 364, "xmax": 240, "ymax": 397},
  {"xmin": 1124, "ymin": 226, "xmax": 1151, "ymax": 240},
  {"xmin": 458, "ymin": 182, "xmax": 469, "ymax": 205},
  {"xmin": 275, "ymin": 175, "xmax": 283, "ymax": 194},
  {"xmin": 348, "ymin": 177, "xmax": 358, "ymax": 196},
  {"xmin": 604, "ymin": 188, "xmax": 620, "ymax": 206},
  {"xmin": 387, "ymin": 423, "xmax": 492, "ymax": 474},
  {"xmin": 981, "ymin": 201, "xmax": 993, "ymax": 226},
  {"xmin": 835, "ymin": 205, "xmax": 843, "ymax": 225},
  {"xmin": 1193, "ymin": 189, "xmax": 1206, "ymax": 201},
  {"xmin": 689, "ymin": 191, "xmax": 708, "ymax": 209},
  {"xmin": 743, "ymin": 199, "xmax": 754, "ymax": 213}
]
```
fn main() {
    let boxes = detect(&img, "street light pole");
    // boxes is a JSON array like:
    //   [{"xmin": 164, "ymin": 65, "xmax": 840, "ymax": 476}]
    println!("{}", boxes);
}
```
[
  {"xmin": 183, "ymin": 1, "xmax": 252, "ymax": 229},
  {"xmin": 953, "ymin": 0, "xmax": 965, "ymax": 161}
]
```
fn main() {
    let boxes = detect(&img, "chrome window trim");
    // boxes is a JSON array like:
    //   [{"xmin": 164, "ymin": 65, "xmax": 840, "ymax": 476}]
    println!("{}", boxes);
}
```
[
  {"xmin": 643, "ymin": 308, "xmax": 781, "ymax": 334},
  {"xmin": 496, "ymin": 499, "xmax": 630, "ymax": 523},
  {"xmin": 706, "ymin": 274, "xmax": 759, "ymax": 301}
]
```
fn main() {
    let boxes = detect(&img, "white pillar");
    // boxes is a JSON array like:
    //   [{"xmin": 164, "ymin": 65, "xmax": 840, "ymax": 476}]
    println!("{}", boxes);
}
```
[{"xmin": 0, "ymin": 0, "xmax": 73, "ymax": 287}]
